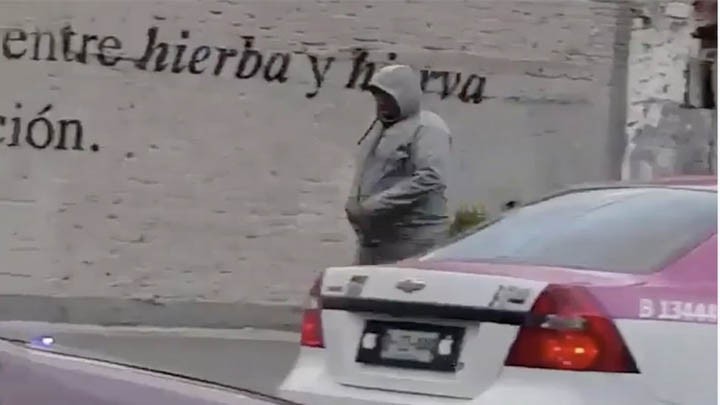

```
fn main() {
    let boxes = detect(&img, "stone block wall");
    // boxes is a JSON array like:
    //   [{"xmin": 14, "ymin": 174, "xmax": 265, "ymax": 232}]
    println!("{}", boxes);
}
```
[{"xmin": 0, "ymin": 0, "xmax": 626, "ymax": 306}]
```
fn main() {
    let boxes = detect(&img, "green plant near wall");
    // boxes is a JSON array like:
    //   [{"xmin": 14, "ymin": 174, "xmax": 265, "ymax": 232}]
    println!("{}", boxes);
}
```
[{"xmin": 448, "ymin": 203, "xmax": 487, "ymax": 237}]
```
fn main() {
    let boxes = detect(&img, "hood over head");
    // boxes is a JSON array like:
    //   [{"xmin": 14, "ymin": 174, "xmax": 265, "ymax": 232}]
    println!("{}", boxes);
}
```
[{"xmin": 368, "ymin": 64, "xmax": 422, "ymax": 120}]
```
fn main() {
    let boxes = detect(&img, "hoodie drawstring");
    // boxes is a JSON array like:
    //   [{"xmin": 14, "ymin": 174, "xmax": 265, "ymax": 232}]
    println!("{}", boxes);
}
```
[{"xmin": 356, "ymin": 118, "xmax": 380, "ymax": 145}]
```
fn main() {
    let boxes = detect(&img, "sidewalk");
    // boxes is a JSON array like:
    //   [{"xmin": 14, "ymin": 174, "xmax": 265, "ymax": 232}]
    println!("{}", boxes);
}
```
[{"xmin": 0, "ymin": 295, "xmax": 303, "ymax": 332}]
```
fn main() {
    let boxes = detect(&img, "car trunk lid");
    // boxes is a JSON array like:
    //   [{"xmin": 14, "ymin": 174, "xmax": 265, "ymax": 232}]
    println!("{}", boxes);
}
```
[
  {"xmin": 318, "ymin": 265, "xmax": 549, "ymax": 398},
  {"xmin": 317, "ymin": 263, "xmax": 644, "ymax": 399}
]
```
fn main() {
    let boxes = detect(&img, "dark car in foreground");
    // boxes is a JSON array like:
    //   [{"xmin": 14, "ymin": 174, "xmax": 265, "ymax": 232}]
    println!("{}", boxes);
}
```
[{"xmin": 0, "ymin": 336, "xmax": 301, "ymax": 405}]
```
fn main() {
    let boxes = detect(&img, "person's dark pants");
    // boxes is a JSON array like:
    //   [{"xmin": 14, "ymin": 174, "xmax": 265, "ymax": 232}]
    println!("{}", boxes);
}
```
[{"xmin": 353, "ymin": 225, "xmax": 446, "ymax": 265}]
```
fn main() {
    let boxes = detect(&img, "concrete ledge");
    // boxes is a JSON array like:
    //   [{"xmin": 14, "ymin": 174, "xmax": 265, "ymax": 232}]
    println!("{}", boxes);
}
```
[{"xmin": 0, "ymin": 295, "xmax": 303, "ymax": 332}]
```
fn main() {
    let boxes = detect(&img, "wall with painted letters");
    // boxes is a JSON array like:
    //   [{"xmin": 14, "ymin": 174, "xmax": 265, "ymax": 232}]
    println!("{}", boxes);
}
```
[{"xmin": 0, "ymin": 0, "xmax": 628, "ymax": 306}]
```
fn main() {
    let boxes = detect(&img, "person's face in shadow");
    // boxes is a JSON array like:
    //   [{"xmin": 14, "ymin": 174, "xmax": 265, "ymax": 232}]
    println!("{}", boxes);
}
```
[{"xmin": 371, "ymin": 88, "xmax": 401, "ymax": 124}]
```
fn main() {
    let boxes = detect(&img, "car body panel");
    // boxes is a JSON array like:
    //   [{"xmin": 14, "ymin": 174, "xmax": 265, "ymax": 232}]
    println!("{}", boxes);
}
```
[
  {"xmin": 0, "ymin": 340, "xmax": 295, "ymax": 405},
  {"xmin": 320, "ymin": 266, "xmax": 551, "ymax": 397},
  {"xmin": 321, "ymin": 265, "xmax": 549, "ymax": 310},
  {"xmin": 280, "ymin": 348, "xmax": 655, "ymax": 405},
  {"xmin": 646, "ymin": 175, "xmax": 717, "ymax": 187},
  {"xmin": 283, "ymin": 320, "xmax": 718, "ymax": 405},
  {"xmin": 395, "ymin": 234, "xmax": 717, "ymax": 324},
  {"xmin": 616, "ymin": 319, "xmax": 717, "ymax": 405}
]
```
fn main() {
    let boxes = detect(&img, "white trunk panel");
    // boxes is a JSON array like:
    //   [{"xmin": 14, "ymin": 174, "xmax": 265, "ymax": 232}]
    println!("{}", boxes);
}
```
[{"xmin": 319, "ymin": 266, "xmax": 549, "ymax": 398}]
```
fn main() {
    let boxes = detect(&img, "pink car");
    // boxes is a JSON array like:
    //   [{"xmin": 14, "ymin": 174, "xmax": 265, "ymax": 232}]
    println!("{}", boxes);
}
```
[{"xmin": 281, "ymin": 177, "xmax": 717, "ymax": 405}]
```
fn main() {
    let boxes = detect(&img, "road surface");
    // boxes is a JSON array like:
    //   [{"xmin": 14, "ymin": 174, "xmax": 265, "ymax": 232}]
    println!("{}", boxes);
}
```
[{"xmin": 0, "ymin": 322, "xmax": 300, "ymax": 398}]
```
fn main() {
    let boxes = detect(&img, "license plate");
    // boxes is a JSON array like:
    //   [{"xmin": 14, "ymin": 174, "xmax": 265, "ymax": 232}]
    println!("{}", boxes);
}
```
[{"xmin": 355, "ymin": 321, "xmax": 464, "ymax": 372}]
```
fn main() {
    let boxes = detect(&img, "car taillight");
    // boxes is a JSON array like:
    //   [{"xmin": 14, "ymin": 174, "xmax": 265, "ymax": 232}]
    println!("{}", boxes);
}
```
[
  {"xmin": 504, "ymin": 284, "xmax": 639, "ymax": 373},
  {"xmin": 300, "ymin": 272, "xmax": 324, "ymax": 348}
]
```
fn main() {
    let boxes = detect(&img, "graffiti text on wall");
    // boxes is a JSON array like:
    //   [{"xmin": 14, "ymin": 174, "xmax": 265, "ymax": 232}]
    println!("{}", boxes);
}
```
[
  {"xmin": 1, "ymin": 26, "xmax": 486, "ymax": 104},
  {"xmin": 0, "ymin": 103, "xmax": 94, "ymax": 152}
]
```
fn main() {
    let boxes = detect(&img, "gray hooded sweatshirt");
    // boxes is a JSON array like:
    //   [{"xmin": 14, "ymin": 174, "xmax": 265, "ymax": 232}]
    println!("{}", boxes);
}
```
[{"xmin": 348, "ymin": 65, "xmax": 452, "ymax": 264}]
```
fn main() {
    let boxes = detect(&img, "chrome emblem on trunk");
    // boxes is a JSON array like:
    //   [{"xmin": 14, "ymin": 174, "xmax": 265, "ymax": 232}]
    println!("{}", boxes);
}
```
[{"xmin": 395, "ymin": 278, "xmax": 426, "ymax": 293}]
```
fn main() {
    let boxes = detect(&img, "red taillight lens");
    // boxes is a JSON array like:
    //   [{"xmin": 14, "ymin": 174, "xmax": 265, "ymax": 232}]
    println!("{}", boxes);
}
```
[
  {"xmin": 300, "ymin": 273, "xmax": 324, "ymax": 348},
  {"xmin": 504, "ymin": 284, "xmax": 639, "ymax": 373}
]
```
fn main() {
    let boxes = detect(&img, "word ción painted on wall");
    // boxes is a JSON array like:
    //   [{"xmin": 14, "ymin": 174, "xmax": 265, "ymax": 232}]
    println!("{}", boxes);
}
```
[{"xmin": 1, "ymin": 25, "xmax": 487, "ymax": 103}]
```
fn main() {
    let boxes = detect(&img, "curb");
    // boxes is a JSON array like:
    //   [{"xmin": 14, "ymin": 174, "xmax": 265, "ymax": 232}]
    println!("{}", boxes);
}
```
[{"xmin": 0, "ymin": 295, "xmax": 303, "ymax": 332}]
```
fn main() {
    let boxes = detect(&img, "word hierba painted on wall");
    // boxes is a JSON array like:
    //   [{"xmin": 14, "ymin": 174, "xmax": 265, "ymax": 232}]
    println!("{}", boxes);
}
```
[{"xmin": 0, "ymin": 25, "xmax": 487, "ymax": 152}]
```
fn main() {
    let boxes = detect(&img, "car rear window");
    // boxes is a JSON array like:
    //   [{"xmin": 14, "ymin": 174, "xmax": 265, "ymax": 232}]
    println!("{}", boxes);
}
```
[{"xmin": 427, "ymin": 187, "xmax": 717, "ymax": 273}]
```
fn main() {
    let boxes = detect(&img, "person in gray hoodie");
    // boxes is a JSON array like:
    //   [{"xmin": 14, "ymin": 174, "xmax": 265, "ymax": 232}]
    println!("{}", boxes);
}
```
[{"xmin": 345, "ymin": 64, "xmax": 452, "ymax": 265}]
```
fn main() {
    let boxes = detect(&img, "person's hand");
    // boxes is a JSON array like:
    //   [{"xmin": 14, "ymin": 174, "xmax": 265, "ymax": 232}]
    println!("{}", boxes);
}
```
[
  {"xmin": 345, "ymin": 199, "xmax": 368, "ymax": 229},
  {"xmin": 345, "ymin": 199, "xmax": 362, "ymax": 224}
]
